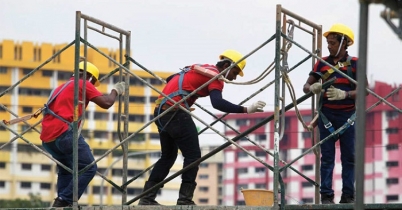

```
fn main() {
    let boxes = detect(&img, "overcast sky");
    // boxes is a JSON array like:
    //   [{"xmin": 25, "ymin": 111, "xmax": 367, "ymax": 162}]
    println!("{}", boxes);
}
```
[{"xmin": 1, "ymin": 0, "xmax": 401, "ymax": 146}]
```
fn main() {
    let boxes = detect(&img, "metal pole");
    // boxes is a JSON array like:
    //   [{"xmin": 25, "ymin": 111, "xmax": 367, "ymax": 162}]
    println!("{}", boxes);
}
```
[
  {"xmin": 273, "ymin": 5, "xmax": 282, "ymax": 209},
  {"xmin": 73, "ymin": 11, "xmax": 82, "ymax": 209},
  {"xmin": 356, "ymin": 1, "xmax": 370, "ymax": 209}
]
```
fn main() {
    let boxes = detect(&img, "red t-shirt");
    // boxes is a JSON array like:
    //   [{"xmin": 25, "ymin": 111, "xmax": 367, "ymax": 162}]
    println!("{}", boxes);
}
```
[
  {"xmin": 40, "ymin": 78, "xmax": 103, "ymax": 142},
  {"xmin": 159, "ymin": 64, "xmax": 224, "ymax": 107}
]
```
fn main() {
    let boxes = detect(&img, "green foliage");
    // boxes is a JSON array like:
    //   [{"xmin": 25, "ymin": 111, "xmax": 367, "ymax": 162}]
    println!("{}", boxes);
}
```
[{"xmin": 0, "ymin": 192, "xmax": 49, "ymax": 208}]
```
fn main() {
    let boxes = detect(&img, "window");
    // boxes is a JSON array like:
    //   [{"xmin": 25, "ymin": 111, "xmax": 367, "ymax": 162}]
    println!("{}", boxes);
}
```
[
  {"xmin": 301, "ymin": 197, "xmax": 314, "ymax": 204},
  {"xmin": 41, "ymin": 164, "xmax": 51, "ymax": 171},
  {"xmin": 0, "ymin": 162, "xmax": 5, "ymax": 168},
  {"xmin": 22, "ymin": 106, "xmax": 33, "ymax": 113},
  {"xmin": 237, "ymin": 184, "xmax": 248, "ymax": 190},
  {"xmin": 199, "ymin": 163, "xmax": 209, "ymax": 168},
  {"xmin": 57, "ymin": 71, "xmax": 71, "ymax": 80},
  {"xmin": 237, "ymin": 168, "xmax": 248, "ymax": 174},
  {"xmin": 236, "ymin": 119, "xmax": 248, "ymax": 126},
  {"xmin": 94, "ymin": 131, "xmax": 108, "ymax": 139},
  {"xmin": 198, "ymin": 198, "xmax": 209, "ymax": 204},
  {"xmin": 129, "ymin": 96, "xmax": 145, "ymax": 103},
  {"xmin": 255, "ymin": 167, "xmax": 265, "ymax": 173},
  {"xmin": 237, "ymin": 151, "xmax": 248, "ymax": 158},
  {"xmin": 20, "ymin": 182, "xmax": 31, "ymax": 189},
  {"xmin": 386, "ymin": 161, "xmax": 399, "ymax": 167},
  {"xmin": 199, "ymin": 174, "xmax": 209, "ymax": 179},
  {"xmin": 302, "ymin": 131, "xmax": 311, "ymax": 139},
  {"xmin": 255, "ymin": 183, "xmax": 266, "ymax": 189},
  {"xmin": 40, "ymin": 183, "xmax": 51, "ymax": 189},
  {"xmin": 386, "ymin": 195, "xmax": 399, "ymax": 202},
  {"xmin": 0, "ymin": 67, "xmax": 6, "ymax": 74},
  {"xmin": 150, "ymin": 133, "xmax": 160, "ymax": 139},
  {"xmin": 150, "ymin": 78, "xmax": 163, "ymax": 86},
  {"xmin": 199, "ymin": 186, "xmax": 209, "ymax": 192},
  {"xmin": 255, "ymin": 134, "xmax": 266, "ymax": 141},
  {"xmin": 129, "ymin": 77, "xmax": 143, "ymax": 86},
  {"xmin": 386, "ymin": 111, "xmax": 399, "ymax": 120},
  {"xmin": 128, "ymin": 114, "xmax": 145, "ymax": 122},
  {"xmin": 302, "ymin": 181, "xmax": 313, "ymax": 188},
  {"xmin": 386, "ymin": 144, "xmax": 399, "ymax": 151},
  {"xmin": 112, "ymin": 169, "xmax": 123, "ymax": 176},
  {"xmin": 255, "ymin": 151, "xmax": 266, "ymax": 157},
  {"xmin": 21, "ymin": 163, "xmax": 32, "ymax": 170},
  {"xmin": 301, "ymin": 164, "xmax": 313, "ymax": 171},
  {"xmin": 386, "ymin": 178, "xmax": 399, "ymax": 185},
  {"xmin": 94, "ymin": 112, "xmax": 109, "ymax": 120},
  {"xmin": 236, "ymin": 200, "xmax": 246, "ymax": 205},
  {"xmin": 0, "ymin": 44, "xmax": 2, "ymax": 59},
  {"xmin": 127, "ymin": 188, "xmax": 142, "ymax": 195},
  {"xmin": 22, "ymin": 68, "xmax": 32, "ymax": 75},
  {"xmin": 0, "ymin": 181, "xmax": 5, "ymax": 188},
  {"xmin": 386, "ymin": 128, "xmax": 399, "ymax": 134},
  {"xmin": 42, "ymin": 70, "xmax": 53, "ymax": 77}
]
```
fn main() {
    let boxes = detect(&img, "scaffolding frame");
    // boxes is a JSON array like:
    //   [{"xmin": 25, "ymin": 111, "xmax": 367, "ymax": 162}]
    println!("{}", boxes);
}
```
[{"xmin": 0, "ymin": 2, "xmax": 401, "ymax": 210}]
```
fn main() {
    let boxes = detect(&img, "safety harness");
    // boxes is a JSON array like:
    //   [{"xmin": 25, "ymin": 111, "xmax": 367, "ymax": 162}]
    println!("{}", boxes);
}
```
[
  {"xmin": 317, "ymin": 56, "xmax": 356, "ymax": 138},
  {"xmin": 42, "ymin": 80, "xmax": 78, "ymax": 130},
  {"xmin": 155, "ymin": 66, "xmax": 198, "ymax": 130}
]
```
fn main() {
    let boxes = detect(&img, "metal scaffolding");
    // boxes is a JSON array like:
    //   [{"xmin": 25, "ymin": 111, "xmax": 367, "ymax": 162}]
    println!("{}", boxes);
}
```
[{"xmin": 0, "ymin": 2, "xmax": 402, "ymax": 210}]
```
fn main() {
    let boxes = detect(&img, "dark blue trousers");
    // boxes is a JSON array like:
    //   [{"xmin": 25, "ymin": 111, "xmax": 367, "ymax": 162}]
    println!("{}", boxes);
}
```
[{"xmin": 318, "ymin": 107, "xmax": 355, "ymax": 196}]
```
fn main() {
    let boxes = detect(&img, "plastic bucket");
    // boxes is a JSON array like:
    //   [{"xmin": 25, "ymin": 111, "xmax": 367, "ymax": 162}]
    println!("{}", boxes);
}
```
[{"xmin": 241, "ymin": 189, "xmax": 274, "ymax": 206}]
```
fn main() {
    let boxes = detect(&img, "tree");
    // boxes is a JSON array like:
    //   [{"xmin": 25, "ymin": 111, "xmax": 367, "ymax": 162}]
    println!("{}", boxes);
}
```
[{"xmin": 0, "ymin": 193, "xmax": 49, "ymax": 208}]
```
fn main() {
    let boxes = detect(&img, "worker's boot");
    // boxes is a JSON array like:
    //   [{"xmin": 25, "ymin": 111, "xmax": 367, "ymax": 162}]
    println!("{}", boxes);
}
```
[
  {"xmin": 177, "ymin": 182, "xmax": 197, "ymax": 205},
  {"xmin": 339, "ymin": 194, "xmax": 355, "ymax": 203},
  {"xmin": 138, "ymin": 181, "xmax": 161, "ymax": 205},
  {"xmin": 321, "ymin": 193, "xmax": 335, "ymax": 204}
]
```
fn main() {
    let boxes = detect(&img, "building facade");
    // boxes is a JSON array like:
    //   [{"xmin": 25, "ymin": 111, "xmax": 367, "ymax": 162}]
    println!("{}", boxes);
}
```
[{"xmin": 222, "ymin": 81, "xmax": 402, "ymax": 205}]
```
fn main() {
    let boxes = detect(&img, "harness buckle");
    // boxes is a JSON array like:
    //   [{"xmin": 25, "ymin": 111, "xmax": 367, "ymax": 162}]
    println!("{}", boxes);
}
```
[
  {"xmin": 347, "ymin": 118, "xmax": 355, "ymax": 126},
  {"xmin": 324, "ymin": 122, "xmax": 333, "ymax": 129},
  {"xmin": 338, "ymin": 62, "xmax": 344, "ymax": 68}
]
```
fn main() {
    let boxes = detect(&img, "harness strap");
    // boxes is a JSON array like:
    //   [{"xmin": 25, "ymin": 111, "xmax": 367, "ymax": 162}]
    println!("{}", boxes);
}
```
[
  {"xmin": 43, "ymin": 80, "xmax": 78, "ymax": 127},
  {"xmin": 317, "ymin": 55, "xmax": 355, "ymax": 137},
  {"xmin": 316, "ymin": 56, "xmax": 352, "ymax": 81}
]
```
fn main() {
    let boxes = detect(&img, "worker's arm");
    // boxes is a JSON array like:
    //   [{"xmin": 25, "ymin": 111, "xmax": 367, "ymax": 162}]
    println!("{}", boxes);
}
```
[
  {"xmin": 210, "ymin": 89, "xmax": 245, "ymax": 113},
  {"xmin": 91, "ymin": 90, "xmax": 118, "ymax": 109},
  {"xmin": 303, "ymin": 75, "xmax": 320, "ymax": 94},
  {"xmin": 91, "ymin": 82, "xmax": 125, "ymax": 109}
]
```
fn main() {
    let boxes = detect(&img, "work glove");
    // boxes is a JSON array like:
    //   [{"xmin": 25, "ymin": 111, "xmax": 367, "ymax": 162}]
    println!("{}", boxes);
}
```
[
  {"xmin": 326, "ymin": 85, "xmax": 346, "ymax": 101},
  {"xmin": 309, "ymin": 82, "xmax": 322, "ymax": 94},
  {"xmin": 247, "ymin": 101, "xmax": 266, "ymax": 114},
  {"xmin": 113, "ymin": 82, "xmax": 126, "ymax": 95}
]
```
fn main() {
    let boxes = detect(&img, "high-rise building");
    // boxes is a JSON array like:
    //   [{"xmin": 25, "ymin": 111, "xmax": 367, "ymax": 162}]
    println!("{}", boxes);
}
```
[{"xmin": 222, "ymin": 81, "xmax": 402, "ymax": 205}]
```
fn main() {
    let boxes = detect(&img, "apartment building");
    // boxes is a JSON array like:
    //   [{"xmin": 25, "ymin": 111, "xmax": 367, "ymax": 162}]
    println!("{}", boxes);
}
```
[
  {"xmin": 222, "ymin": 81, "xmax": 402, "ymax": 205},
  {"xmin": 0, "ymin": 39, "xmax": 190, "ymax": 206}
]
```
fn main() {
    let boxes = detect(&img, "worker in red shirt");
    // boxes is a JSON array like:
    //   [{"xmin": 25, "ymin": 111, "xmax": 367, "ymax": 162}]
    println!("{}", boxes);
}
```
[
  {"xmin": 40, "ymin": 61, "xmax": 125, "ymax": 207},
  {"xmin": 139, "ymin": 49, "xmax": 266, "ymax": 205}
]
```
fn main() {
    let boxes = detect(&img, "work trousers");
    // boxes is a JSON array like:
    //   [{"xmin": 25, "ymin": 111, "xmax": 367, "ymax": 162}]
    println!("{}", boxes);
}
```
[
  {"xmin": 148, "ymin": 108, "xmax": 201, "ymax": 185},
  {"xmin": 42, "ymin": 129, "xmax": 97, "ymax": 204},
  {"xmin": 318, "ymin": 107, "xmax": 355, "ymax": 196}
]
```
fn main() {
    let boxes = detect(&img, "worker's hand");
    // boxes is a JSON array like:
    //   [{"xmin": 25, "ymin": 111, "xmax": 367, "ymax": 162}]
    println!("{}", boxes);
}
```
[
  {"xmin": 309, "ymin": 82, "xmax": 322, "ymax": 94},
  {"xmin": 113, "ymin": 82, "xmax": 126, "ymax": 95},
  {"xmin": 247, "ymin": 101, "xmax": 266, "ymax": 114},
  {"xmin": 326, "ymin": 85, "xmax": 346, "ymax": 101}
]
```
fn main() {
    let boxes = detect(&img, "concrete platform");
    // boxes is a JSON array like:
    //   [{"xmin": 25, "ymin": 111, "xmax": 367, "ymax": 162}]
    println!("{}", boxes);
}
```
[{"xmin": 1, "ymin": 203, "xmax": 402, "ymax": 210}]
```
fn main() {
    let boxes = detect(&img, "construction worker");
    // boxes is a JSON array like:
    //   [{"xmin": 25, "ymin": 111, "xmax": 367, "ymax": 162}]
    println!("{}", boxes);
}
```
[
  {"xmin": 40, "ymin": 61, "xmax": 125, "ymax": 207},
  {"xmin": 303, "ymin": 23, "xmax": 368, "ymax": 204},
  {"xmin": 139, "ymin": 49, "xmax": 266, "ymax": 205}
]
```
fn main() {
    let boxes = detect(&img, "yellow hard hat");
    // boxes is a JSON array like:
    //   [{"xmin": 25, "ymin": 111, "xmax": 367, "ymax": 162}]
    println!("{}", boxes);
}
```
[
  {"xmin": 323, "ymin": 23, "xmax": 354, "ymax": 46},
  {"xmin": 79, "ymin": 61, "xmax": 100, "ymax": 87},
  {"xmin": 219, "ymin": 49, "xmax": 246, "ymax": 77}
]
